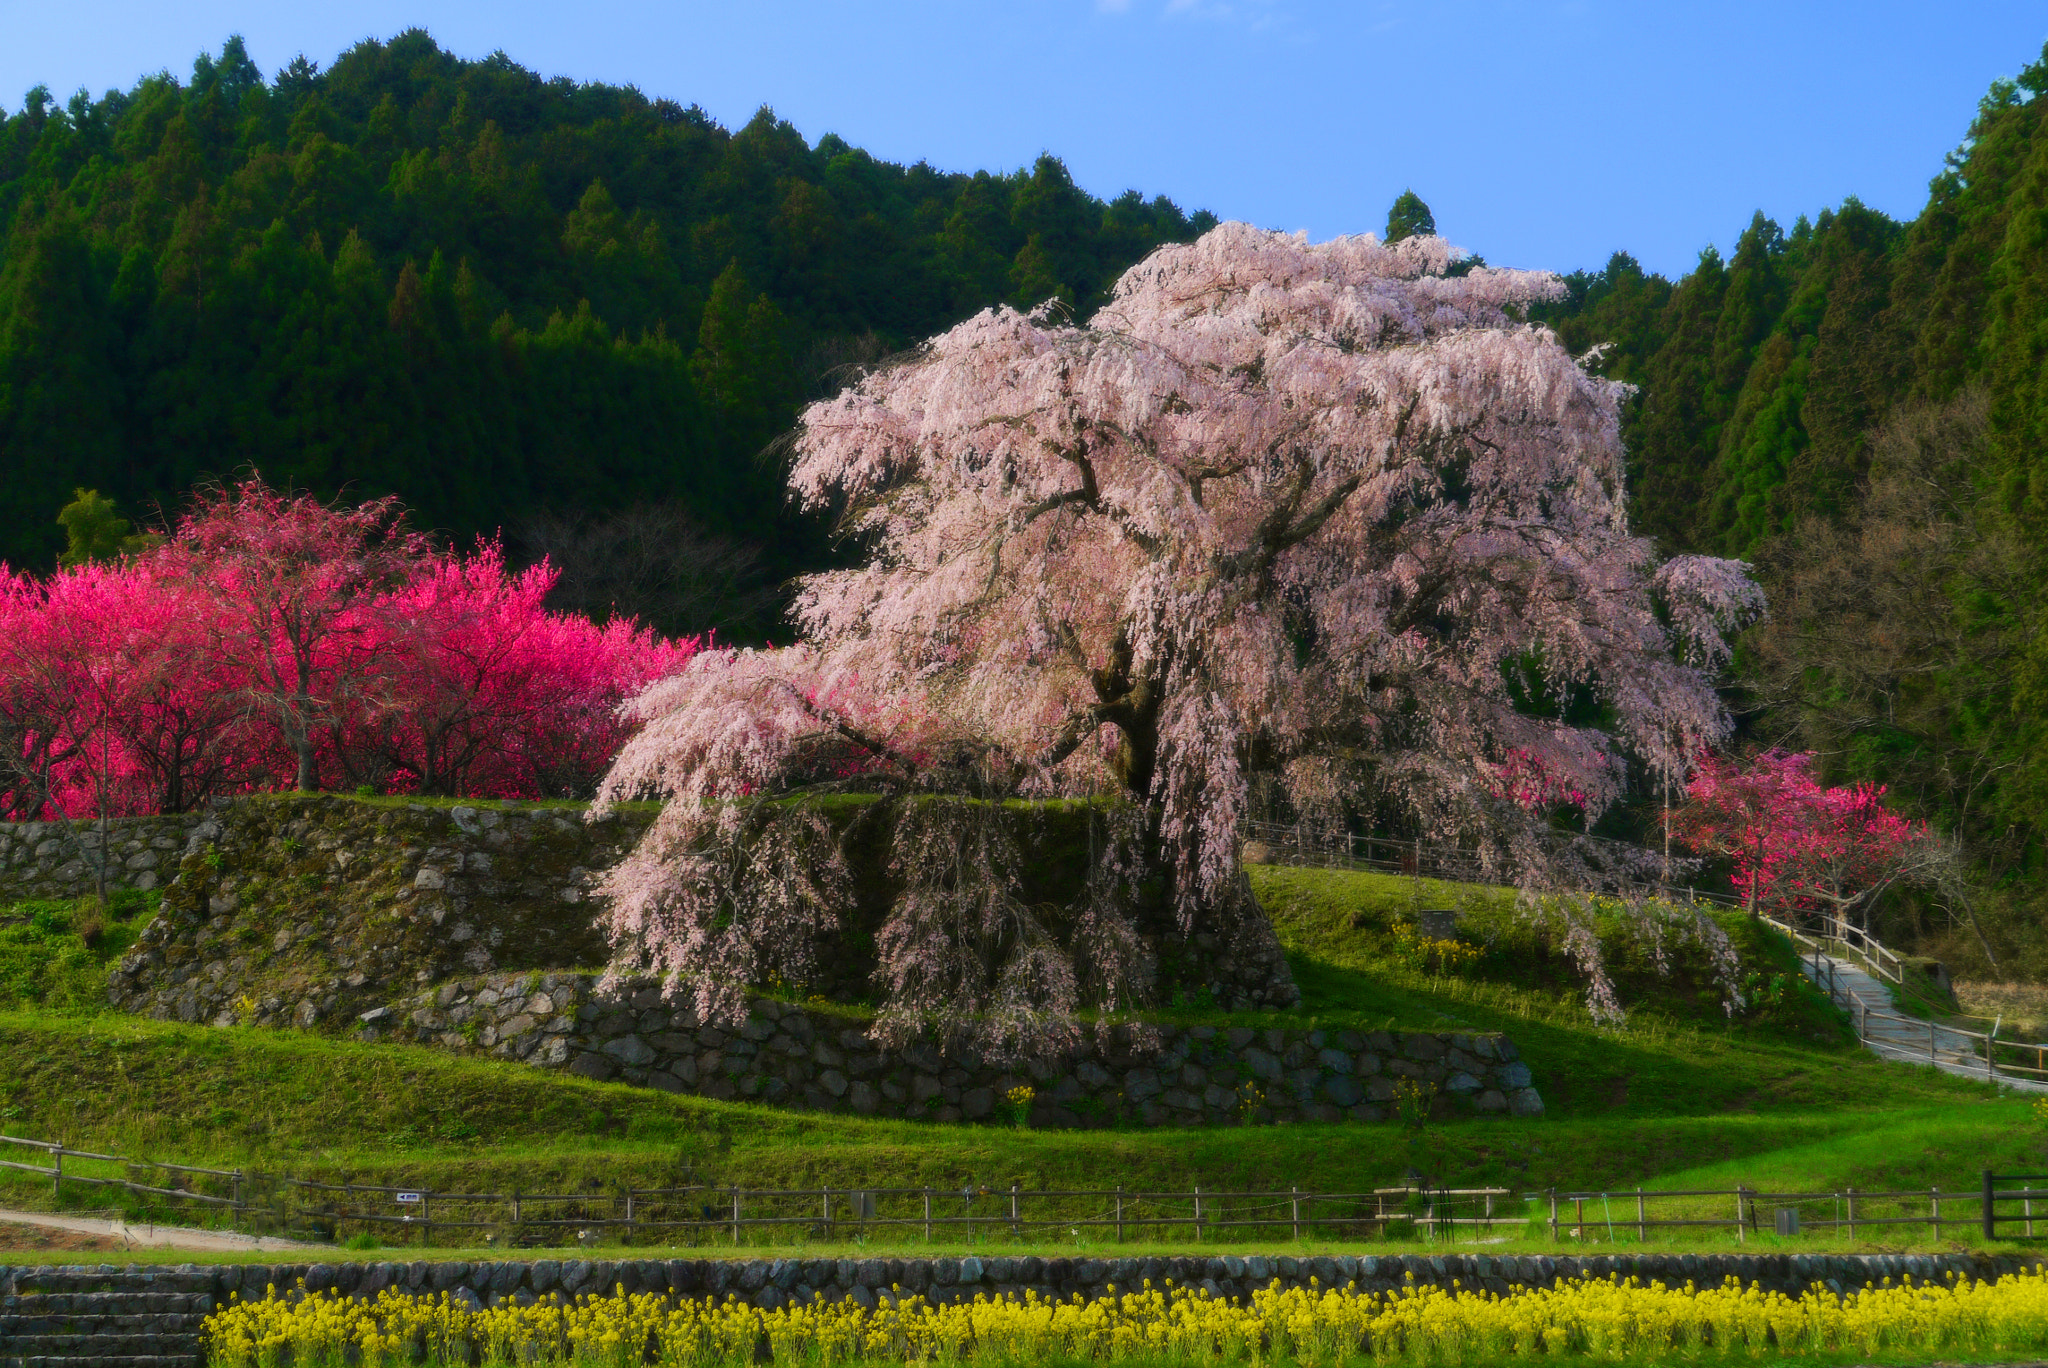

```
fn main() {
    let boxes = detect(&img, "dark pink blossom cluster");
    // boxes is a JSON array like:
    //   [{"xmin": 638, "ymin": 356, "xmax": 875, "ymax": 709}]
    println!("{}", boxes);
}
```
[
  {"xmin": 1669, "ymin": 749, "xmax": 1941, "ymax": 921},
  {"xmin": 0, "ymin": 479, "xmax": 695, "ymax": 819}
]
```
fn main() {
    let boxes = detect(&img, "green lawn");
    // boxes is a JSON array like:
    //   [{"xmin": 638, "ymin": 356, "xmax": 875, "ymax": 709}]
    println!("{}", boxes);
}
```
[{"xmin": 0, "ymin": 865, "xmax": 2037, "ymax": 1257}]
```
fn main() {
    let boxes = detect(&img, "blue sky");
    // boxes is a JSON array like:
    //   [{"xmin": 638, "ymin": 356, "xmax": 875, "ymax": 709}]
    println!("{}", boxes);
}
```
[{"xmin": 3, "ymin": 1, "xmax": 2043, "ymax": 278}]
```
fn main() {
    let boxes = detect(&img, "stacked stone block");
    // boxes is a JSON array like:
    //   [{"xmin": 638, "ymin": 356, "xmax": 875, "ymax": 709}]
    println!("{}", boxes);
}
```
[{"xmin": 377, "ymin": 972, "xmax": 1544, "ymax": 1127}]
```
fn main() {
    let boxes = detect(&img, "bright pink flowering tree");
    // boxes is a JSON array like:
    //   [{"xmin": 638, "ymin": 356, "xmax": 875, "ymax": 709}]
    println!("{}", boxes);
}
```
[
  {"xmin": 1670, "ymin": 749, "xmax": 1952, "ymax": 926},
  {"xmin": 595, "ymin": 223, "xmax": 1766, "ymax": 1047},
  {"xmin": 331, "ymin": 542, "xmax": 695, "ymax": 797},
  {"xmin": 1, "ymin": 480, "xmax": 695, "ymax": 815},
  {"xmin": 162, "ymin": 479, "xmax": 430, "ymax": 794}
]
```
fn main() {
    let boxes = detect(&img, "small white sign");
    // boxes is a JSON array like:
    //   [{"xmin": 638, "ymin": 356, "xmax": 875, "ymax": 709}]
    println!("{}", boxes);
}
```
[{"xmin": 395, "ymin": 1192, "xmax": 423, "ymax": 1204}]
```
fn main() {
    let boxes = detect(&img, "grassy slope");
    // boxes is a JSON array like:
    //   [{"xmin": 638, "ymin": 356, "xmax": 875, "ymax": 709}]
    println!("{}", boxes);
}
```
[{"xmin": 0, "ymin": 867, "xmax": 2035, "ymax": 1252}]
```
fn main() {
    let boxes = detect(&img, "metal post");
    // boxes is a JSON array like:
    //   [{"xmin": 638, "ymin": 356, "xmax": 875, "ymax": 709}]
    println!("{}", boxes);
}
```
[
  {"xmin": 1636, "ymin": 1188, "xmax": 1645, "ymax": 1243},
  {"xmin": 1009, "ymin": 1183, "xmax": 1019, "ymax": 1238},
  {"xmin": 1115, "ymin": 1186, "xmax": 1124, "ymax": 1243},
  {"xmin": 512, "ymin": 1190, "xmax": 521, "ymax": 1228},
  {"xmin": 1931, "ymin": 1187, "xmax": 1940, "ymax": 1237},
  {"xmin": 1984, "ymin": 1171, "xmax": 1996, "ymax": 1241},
  {"xmin": 1292, "ymin": 1187, "xmax": 1301, "ymax": 1242},
  {"xmin": 422, "ymin": 1193, "xmax": 431, "ymax": 1248},
  {"xmin": 1548, "ymin": 1189, "xmax": 1558, "ymax": 1243},
  {"xmin": 1573, "ymin": 1196, "xmax": 1583, "ymax": 1242},
  {"xmin": 624, "ymin": 1189, "xmax": 635, "ymax": 1245},
  {"xmin": 1847, "ymin": 1188, "xmax": 1856, "ymax": 1239},
  {"xmin": 731, "ymin": 1186, "xmax": 741, "ymax": 1245},
  {"xmin": 1735, "ymin": 1189, "xmax": 1744, "ymax": 1245},
  {"xmin": 823, "ymin": 1187, "xmax": 832, "ymax": 1241},
  {"xmin": 923, "ymin": 1188, "xmax": 932, "ymax": 1243},
  {"xmin": 1194, "ymin": 1186, "xmax": 1203, "ymax": 1241}
]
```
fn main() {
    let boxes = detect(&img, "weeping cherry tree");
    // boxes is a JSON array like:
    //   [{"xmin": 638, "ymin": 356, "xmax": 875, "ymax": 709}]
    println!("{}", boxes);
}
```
[{"xmin": 593, "ymin": 223, "xmax": 1766, "ymax": 1052}]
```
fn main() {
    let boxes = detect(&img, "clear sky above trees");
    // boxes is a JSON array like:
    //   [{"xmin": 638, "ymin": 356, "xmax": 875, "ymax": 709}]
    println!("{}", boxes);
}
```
[{"xmin": 3, "ymin": 1, "xmax": 2043, "ymax": 277}]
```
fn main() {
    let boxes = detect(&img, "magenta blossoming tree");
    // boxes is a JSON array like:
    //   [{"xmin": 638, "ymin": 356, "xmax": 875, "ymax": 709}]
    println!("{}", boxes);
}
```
[
  {"xmin": 594, "ymin": 223, "xmax": 1765, "ymax": 1049},
  {"xmin": 1670, "ymin": 749, "xmax": 1961, "ymax": 928}
]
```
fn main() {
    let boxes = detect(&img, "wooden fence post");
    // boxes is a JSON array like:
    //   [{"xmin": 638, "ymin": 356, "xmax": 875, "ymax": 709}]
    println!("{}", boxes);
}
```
[
  {"xmin": 1548, "ymin": 1189, "xmax": 1557, "ymax": 1243},
  {"xmin": 1115, "ymin": 1186, "xmax": 1124, "ymax": 1244},
  {"xmin": 1932, "ymin": 1186, "xmax": 1941, "ymax": 1238},
  {"xmin": 823, "ymin": 1187, "xmax": 832, "ymax": 1241},
  {"xmin": 1292, "ymin": 1187, "xmax": 1301, "ymax": 1242},
  {"xmin": 1734, "ymin": 1189, "xmax": 1744, "ymax": 1245},
  {"xmin": 1984, "ymin": 1170, "xmax": 1996, "ymax": 1240},
  {"xmin": 1009, "ymin": 1183, "xmax": 1020, "ymax": 1237},
  {"xmin": 1846, "ymin": 1188, "xmax": 1856, "ymax": 1239},
  {"xmin": 923, "ymin": 1188, "xmax": 932, "ymax": 1243},
  {"xmin": 1193, "ymin": 1186, "xmax": 1203, "ymax": 1242},
  {"xmin": 50, "ymin": 1143, "xmax": 61, "ymax": 1202},
  {"xmin": 731, "ymin": 1186, "xmax": 741, "ymax": 1245},
  {"xmin": 1636, "ymin": 1188, "xmax": 1645, "ymax": 1243}
]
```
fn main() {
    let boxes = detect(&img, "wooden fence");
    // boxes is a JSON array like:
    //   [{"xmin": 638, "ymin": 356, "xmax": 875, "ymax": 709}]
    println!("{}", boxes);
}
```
[
  {"xmin": 11, "ymin": 1134, "xmax": 2048, "ymax": 1249},
  {"xmin": 0, "ymin": 1134, "xmax": 1513, "ymax": 1247},
  {"xmin": 1543, "ymin": 1179, "xmax": 2041, "ymax": 1243}
]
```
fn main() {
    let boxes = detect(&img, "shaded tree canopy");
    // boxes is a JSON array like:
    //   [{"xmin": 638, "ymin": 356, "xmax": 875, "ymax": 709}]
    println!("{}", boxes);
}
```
[{"xmin": 1384, "ymin": 190, "xmax": 1436, "ymax": 244}]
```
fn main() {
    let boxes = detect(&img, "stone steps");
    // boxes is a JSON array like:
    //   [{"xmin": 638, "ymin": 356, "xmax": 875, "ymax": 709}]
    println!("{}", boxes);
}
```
[{"xmin": 0, "ymin": 1268, "xmax": 217, "ymax": 1368}]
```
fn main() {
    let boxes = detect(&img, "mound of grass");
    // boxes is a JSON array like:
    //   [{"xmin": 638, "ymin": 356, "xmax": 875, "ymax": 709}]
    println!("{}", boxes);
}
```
[
  {"xmin": 0, "ymin": 890, "xmax": 155, "ymax": 1014},
  {"xmin": 0, "ymin": 862, "xmax": 2031, "ymax": 1258}
]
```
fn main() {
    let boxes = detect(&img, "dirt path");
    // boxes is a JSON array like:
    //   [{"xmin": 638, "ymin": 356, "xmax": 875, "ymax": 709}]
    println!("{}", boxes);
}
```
[{"xmin": 0, "ymin": 1207, "xmax": 327, "ymax": 1254}]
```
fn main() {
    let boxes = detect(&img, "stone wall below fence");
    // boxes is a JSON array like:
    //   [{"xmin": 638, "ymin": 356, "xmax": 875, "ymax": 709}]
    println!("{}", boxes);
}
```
[
  {"xmin": 0, "ymin": 811, "xmax": 208, "ymax": 901},
  {"xmin": 369, "ymin": 972, "xmax": 1543, "ymax": 1127},
  {"xmin": 5, "ymin": 1252, "xmax": 2045, "ymax": 1318}
]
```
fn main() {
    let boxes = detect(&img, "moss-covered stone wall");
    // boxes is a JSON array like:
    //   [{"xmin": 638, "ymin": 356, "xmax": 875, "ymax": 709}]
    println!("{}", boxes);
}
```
[{"xmin": 108, "ymin": 796, "xmax": 651, "ymax": 1029}]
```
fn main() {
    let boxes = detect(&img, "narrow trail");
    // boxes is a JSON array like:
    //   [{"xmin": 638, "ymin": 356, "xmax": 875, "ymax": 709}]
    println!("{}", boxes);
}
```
[
  {"xmin": 0, "ymin": 1206, "xmax": 324, "ymax": 1253},
  {"xmin": 1799, "ymin": 953, "xmax": 2048, "ymax": 1094}
]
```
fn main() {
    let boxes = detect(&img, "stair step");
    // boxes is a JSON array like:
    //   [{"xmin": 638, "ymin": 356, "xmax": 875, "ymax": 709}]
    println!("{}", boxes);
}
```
[
  {"xmin": 9, "ymin": 1275, "xmax": 216, "ymax": 1295},
  {"xmin": 3, "ymin": 1335, "xmax": 198, "ymax": 1354},
  {"xmin": 4, "ymin": 1358, "xmax": 200, "ymax": 1368},
  {"xmin": 0, "ymin": 1315, "xmax": 208, "ymax": 1334},
  {"xmin": 1, "ymin": 1292, "xmax": 216, "ymax": 1314}
]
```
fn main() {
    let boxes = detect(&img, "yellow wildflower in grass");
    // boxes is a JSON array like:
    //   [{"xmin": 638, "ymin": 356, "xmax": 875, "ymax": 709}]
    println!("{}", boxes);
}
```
[
  {"xmin": 1004, "ymin": 1083, "xmax": 1035, "ymax": 1127},
  {"xmin": 201, "ymin": 1265, "xmax": 2048, "ymax": 1366}
]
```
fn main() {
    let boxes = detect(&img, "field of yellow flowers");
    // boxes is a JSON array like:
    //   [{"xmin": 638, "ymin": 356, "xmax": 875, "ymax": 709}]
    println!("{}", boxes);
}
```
[{"xmin": 205, "ymin": 1267, "xmax": 2048, "ymax": 1366}]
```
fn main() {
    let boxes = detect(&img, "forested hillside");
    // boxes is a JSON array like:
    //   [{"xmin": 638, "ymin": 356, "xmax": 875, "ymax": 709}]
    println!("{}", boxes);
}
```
[
  {"xmin": 0, "ymin": 31, "xmax": 1212, "ymax": 585},
  {"xmin": 1534, "ymin": 43, "xmax": 2048, "ymax": 955}
]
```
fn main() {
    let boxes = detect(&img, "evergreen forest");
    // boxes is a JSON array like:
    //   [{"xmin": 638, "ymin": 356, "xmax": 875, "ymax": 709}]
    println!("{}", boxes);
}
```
[
  {"xmin": 10, "ymin": 30, "xmax": 2048, "ymax": 964},
  {"xmin": 0, "ymin": 31, "xmax": 1213, "ymax": 617}
]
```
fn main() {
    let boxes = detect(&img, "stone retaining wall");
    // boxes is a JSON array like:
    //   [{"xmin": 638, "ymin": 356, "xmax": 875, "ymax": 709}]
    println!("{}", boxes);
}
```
[
  {"xmin": 371, "ymin": 971, "xmax": 1543, "ymax": 1127},
  {"xmin": 107, "ymin": 797, "xmax": 646, "ymax": 1031},
  {"xmin": 0, "ymin": 811, "xmax": 208, "ymax": 901},
  {"xmin": 5, "ymin": 1251, "xmax": 2043, "ymax": 1314}
]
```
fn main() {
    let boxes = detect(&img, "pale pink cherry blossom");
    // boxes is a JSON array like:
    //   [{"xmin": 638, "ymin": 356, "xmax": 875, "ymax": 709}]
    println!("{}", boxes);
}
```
[{"xmin": 596, "ymin": 222, "xmax": 1764, "ymax": 1046}]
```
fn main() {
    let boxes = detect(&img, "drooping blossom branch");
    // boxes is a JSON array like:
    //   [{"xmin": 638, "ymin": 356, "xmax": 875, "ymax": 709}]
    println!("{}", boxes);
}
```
[{"xmin": 597, "ymin": 222, "xmax": 1766, "ymax": 1045}]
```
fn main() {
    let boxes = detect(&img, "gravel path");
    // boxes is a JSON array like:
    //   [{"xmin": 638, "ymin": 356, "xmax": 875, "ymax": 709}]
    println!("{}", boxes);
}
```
[{"xmin": 0, "ymin": 1206, "xmax": 325, "ymax": 1253}]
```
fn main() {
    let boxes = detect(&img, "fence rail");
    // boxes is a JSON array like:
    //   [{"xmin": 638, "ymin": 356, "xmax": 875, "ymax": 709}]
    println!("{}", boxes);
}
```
[
  {"xmin": 1238, "ymin": 821, "xmax": 2048, "ymax": 1089},
  {"xmin": 9, "ymin": 1134, "xmax": 2048, "ymax": 1250}
]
